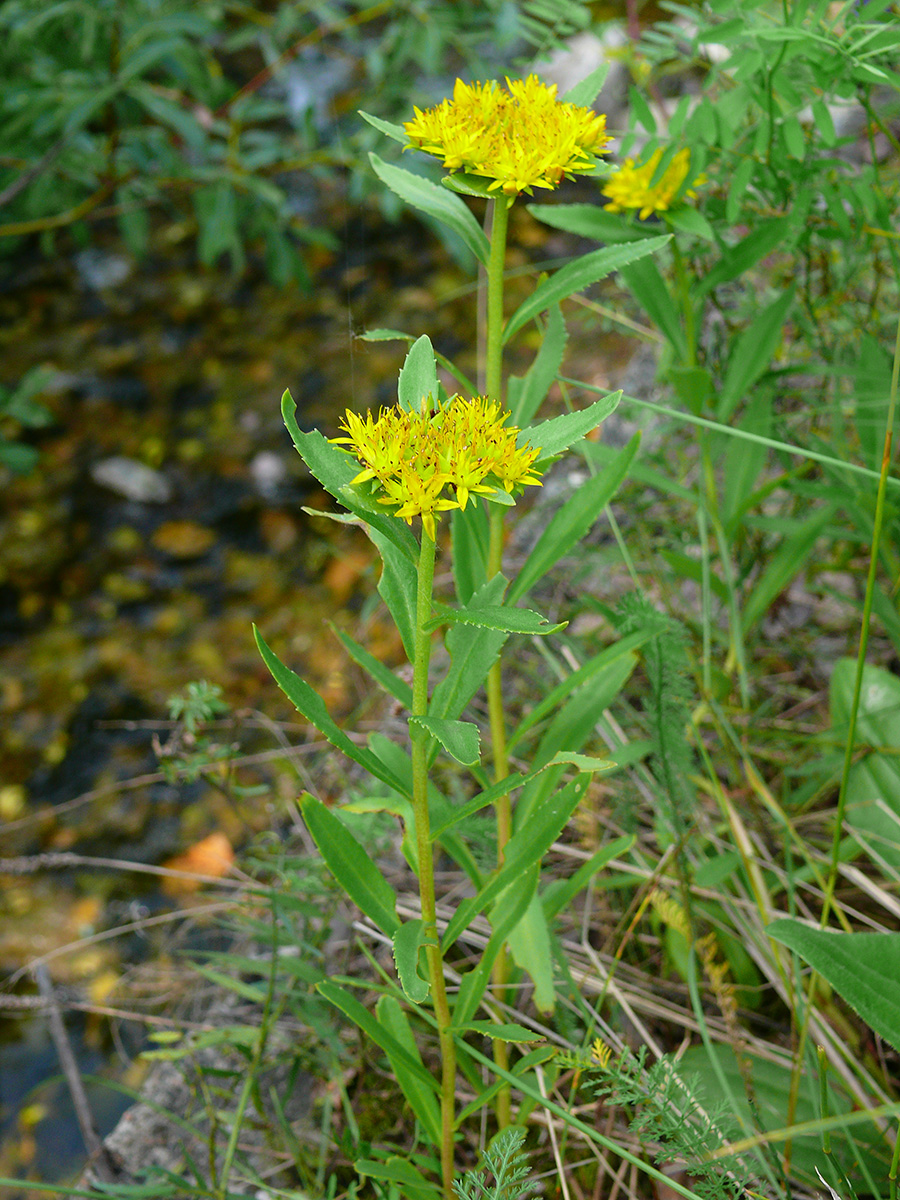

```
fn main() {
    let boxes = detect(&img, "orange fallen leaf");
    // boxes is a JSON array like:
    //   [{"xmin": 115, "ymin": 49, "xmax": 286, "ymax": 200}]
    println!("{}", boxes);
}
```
[{"xmin": 162, "ymin": 831, "xmax": 234, "ymax": 895}]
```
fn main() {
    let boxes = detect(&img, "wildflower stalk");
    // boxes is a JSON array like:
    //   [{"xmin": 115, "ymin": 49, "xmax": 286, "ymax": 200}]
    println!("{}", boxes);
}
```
[
  {"xmin": 484, "ymin": 194, "xmax": 514, "ymax": 1129},
  {"xmin": 410, "ymin": 527, "xmax": 457, "ymax": 1197}
]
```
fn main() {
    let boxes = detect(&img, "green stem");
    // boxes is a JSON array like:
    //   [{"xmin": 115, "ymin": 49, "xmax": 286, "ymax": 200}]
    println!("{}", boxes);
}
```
[
  {"xmin": 484, "ymin": 194, "xmax": 513, "ymax": 1128},
  {"xmin": 410, "ymin": 529, "xmax": 456, "ymax": 1198}
]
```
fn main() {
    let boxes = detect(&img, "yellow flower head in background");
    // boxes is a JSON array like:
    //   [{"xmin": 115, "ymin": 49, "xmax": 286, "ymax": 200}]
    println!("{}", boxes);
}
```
[
  {"xmin": 331, "ymin": 395, "xmax": 543, "ymax": 540},
  {"xmin": 404, "ymin": 75, "xmax": 611, "ymax": 197},
  {"xmin": 603, "ymin": 147, "xmax": 704, "ymax": 220}
]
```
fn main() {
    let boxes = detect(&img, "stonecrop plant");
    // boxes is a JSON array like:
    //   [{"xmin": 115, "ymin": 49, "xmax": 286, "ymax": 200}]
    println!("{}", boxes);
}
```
[
  {"xmin": 255, "ymin": 65, "xmax": 676, "ymax": 1200},
  {"xmin": 254, "ymin": 17, "xmax": 900, "ymax": 1199}
]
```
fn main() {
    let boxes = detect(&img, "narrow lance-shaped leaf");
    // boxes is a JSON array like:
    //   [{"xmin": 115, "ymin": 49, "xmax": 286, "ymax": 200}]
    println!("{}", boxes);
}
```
[
  {"xmin": 254, "ymin": 627, "xmax": 409, "ymax": 794},
  {"xmin": 509, "ymin": 433, "xmax": 639, "ymax": 604},
  {"xmin": 369, "ymin": 153, "xmax": 490, "ymax": 265},
  {"xmin": 523, "ymin": 391, "xmax": 622, "ymax": 461},
  {"xmin": 302, "ymin": 795, "xmax": 400, "ymax": 936},
  {"xmin": 375, "ymin": 995, "xmax": 441, "ymax": 1146},
  {"xmin": 504, "ymin": 237, "xmax": 670, "ymax": 342},
  {"xmin": 426, "ymin": 602, "xmax": 566, "ymax": 636}
]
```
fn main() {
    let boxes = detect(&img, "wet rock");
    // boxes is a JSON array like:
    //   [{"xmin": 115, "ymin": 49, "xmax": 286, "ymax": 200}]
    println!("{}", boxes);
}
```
[
  {"xmin": 74, "ymin": 249, "xmax": 135, "ymax": 292},
  {"xmin": 90, "ymin": 457, "xmax": 173, "ymax": 504}
]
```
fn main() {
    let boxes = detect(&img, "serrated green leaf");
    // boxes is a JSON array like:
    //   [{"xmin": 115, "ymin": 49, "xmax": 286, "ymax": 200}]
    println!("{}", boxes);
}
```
[
  {"xmin": 564, "ymin": 62, "xmax": 611, "ymax": 107},
  {"xmin": 410, "ymin": 715, "xmax": 481, "ymax": 765},
  {"xmin": 391, "ymin": 921, "xmax": 431, "ymax": 1003},
  {"xmin": 504, "ymin": 237, "xmax": 670, "ymax": 342},
  {"xmin": 455, "ymin": 1021, "xmax": 541, "ymax": 1041},
  {"xmin": 375, "ymin": 995, "xmax": 441, "ymax": 1144},
  {"xmin": 358, "ymin": 110, "xmax": 408, "ymax": 143},
  {"xmin": 426, "ymin": 603, "xmax": 566, "ymax": 636},
  {"xmin": 522, "ymin": 391, "xmax": 622, "ymax": 461},
  {"xmin": 369, "ymin": 153, "xmax": 490, "ymax": 265},
  {"xmin": 510, "ymin": 433, "xmax": 638, "ymax": 603},
  {"xmin": 301, "ymin": 795, "xmax": 400, "ymax": 935},
  {"xmin": 444, "ymin": 777, "xmax": 587, "ymax": 949},
  {"xmin": 255, "ymin": 628, "xmax": 408, "ymax": 794}
]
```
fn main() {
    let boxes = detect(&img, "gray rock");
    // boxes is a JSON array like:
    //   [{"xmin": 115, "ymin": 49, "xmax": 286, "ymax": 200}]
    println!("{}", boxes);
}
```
[{"xmin": 90, "ymin": 457, "xmax": 173, "ymax": 504}]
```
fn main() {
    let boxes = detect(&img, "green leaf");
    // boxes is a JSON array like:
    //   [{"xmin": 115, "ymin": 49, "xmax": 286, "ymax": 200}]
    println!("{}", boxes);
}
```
[
  {"xmin": 563, "ymin": 62, "xmax": 611, "ymax": 106},
  {"xmin": 369, "ymin": 153, "xmax": 490, "ymax": 265},
  {"xmin": 527, "ymin": 203, "xmax": 648, "ymax": 244},
  {"xmin": 358, "ymin": 110, "xmax": 408, "ymax": 143},
  {"xmin": 398, "ymin": 334, "xmax": 438, "ymax": 413},
  {"xmin": 430, "ymin": 575, "xmax": 508, "ymax": 723},
  {"xmin": 281, "ymin": 390, "xmax": 418, "ymax": 563},
  {"xmin": 426, "ymin": 603, "xmax": 566, "ymax": 636},
  {"xmin": 356, "ymin": 1156, "xmax": 442, "ymax": 1200},
  {"xmin": 450, "ymin": 501, "xmax": 491, "ymax": 604},
  {"xmin": 410, "ymin": 716, "xmax": 481, "ymax": 765},
  {"xmin": 504, "ymin": 237, "xmax": 670, "ymax": 342},
  {"xmin": 523, "ymin": 391, "xmax": 622, "ymax": 461},
  {"xmin": 375, "ymin": 996, "xmax": 441, "ymax": 1144},
  {"xmin": 507, "ymin": 893, "xmax": 555, "ymax": 1014},
  {"xmin": 741, "ymin": 503, "xmax": 835, "ymax": 631},
  {"xmin": 717, "ymin": 287, "xmax": 796, "ymax": 421},
  {"xmin": 368, "ymin": 524, "xmax": 419, "ymax": 662},
  {"xmin": 509, "ymin": 434, "xmax": 639, "ymax": 603},
  {"xmin": 390, "ymin": 924, "xmax": 431, "ymax": 1004},
  {"xmin": 455, "ymin": 1021, "xmax": 541, "ymax": 1042},
  {"xmin": 542, "ymin": 835, "xmax": 635, "ymax": 919},
  {"xmin": 452, "ymin": 865, "xmax": 540, "ymax": 1027},
  {"xmin": 829, "ymin": 658, "xmax": 900, "ymax": 873},
  {"xmin": 769, "ymin": 920, "xmax": 900, "ymax": 1053},
  {"xmin": 318, "ymin": 981, "xmax": 439, "ymax": 1091},
  {"xmin": 332, "ymin": 626, "xmax": 413, "ymax": 708},
  {"xmin": 663, "ymin": 206, "xmax": 715, "ymax": 241},
  {"xmin": 444, "ymin": 777, "xmax": 587, "ymax": 949},
  {"xmin": 255, "ymin": 627, "xmax": 408, "ymax": 795},
  {"xmin": 697, "ymin": 218, "xmax": 794, "ymax": 295},
  {"xmin": 508, "ymin": 304, "xmax": 568, "ymax": 428},
  {"xmin": 618, "ymin": 257, "xmax": 686, "ymax": 360},
  {"xmin": 301, "ymin": 795, "xmax": 400, "ymax": 936}
]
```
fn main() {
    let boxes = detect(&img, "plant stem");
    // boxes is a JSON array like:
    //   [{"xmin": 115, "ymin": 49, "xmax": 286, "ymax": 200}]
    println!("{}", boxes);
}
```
[
  {"xmin": 484, "ymin": 194, "xmax": 513, "ymax": 1128},
  {"xmin": 410, "ymin": 529, "xmax": 456, "ymax": 1197}
]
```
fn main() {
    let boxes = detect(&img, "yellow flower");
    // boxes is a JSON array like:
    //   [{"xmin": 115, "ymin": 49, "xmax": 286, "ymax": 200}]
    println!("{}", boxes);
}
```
[
  {"xmin": 331, "ymin": 394, "xmax": 543, "ymax": 540},
  {"xmin": 404, "ymin": 75, "xmax": 611, "ymax": 197},
  {"xmin": 603, "ymin": 147, "xmax": 704, "ymax": 220}
]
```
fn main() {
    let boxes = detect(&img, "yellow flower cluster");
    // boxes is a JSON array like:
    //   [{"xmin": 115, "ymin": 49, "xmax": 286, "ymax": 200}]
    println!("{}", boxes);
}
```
[
  {"xmin": 331, "ymin": 395, "xmax": 543, "ymax": 540},
  {"xmin": 603, "ymin": 147, "xmax": 704, "ymax": 220},
  {"xmin": 404, "ymin": 75, "xmax": 611, "ymax": 197}
]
